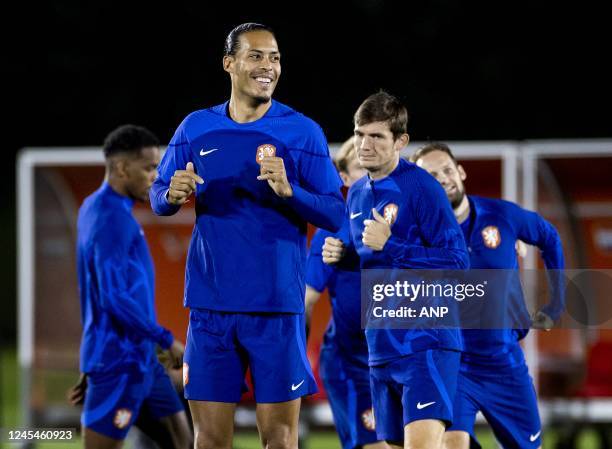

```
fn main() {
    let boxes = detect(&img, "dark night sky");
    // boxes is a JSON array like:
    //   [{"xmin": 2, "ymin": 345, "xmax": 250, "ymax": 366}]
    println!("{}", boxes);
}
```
[{"xmin": 1, "ymin": 0, "xmax": 610, "ymax": 340}]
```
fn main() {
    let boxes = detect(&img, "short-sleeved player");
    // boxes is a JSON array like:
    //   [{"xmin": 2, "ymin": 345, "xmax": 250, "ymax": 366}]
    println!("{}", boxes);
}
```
[
  {"xmin": 305, "ymin": 139, "xmax": 386, "ymax": 449},
  {"xmin": 323, "ymin": 92, "xmax": 469, "ymax": 449},
  {"xmin": 412, "ymin": 142, "xmax": 565, "ymax": 449},
  {"xmin": 149, "ymin": 23, "xmax": 344, "ymax": 449},
  {"xmin": 74, "ymin": 125, "xmax": 191, "ymax": 449}
]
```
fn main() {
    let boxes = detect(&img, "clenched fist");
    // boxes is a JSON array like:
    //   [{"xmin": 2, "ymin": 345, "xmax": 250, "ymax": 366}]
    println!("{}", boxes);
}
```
[
  {"xmin": 257, "ymin": 156, "xmax": 293, "ymax": 198},
  {"xmin": 322, "ymin": 237, "xmax": 345, "ymax": 264},
  {"xmin": 362, "ymin": 209, "xmax": 391, "ymax": 251},
  {"xmin": 167, "ymin": 162, "xmax": 204, "ymax": 206}
]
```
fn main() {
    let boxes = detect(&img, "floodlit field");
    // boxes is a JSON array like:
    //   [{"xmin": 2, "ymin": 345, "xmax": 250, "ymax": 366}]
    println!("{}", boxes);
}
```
[{"xmin": 0, "ymin": 348, "xmax": 599, "ymax": 449}]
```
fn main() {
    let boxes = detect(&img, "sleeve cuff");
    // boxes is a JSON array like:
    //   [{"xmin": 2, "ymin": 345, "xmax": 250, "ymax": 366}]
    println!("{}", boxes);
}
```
[
  {"xmin": 157, "ymin": 328, "xmax": 174, "ymax": 350},
  {"xmin": 160, "ymin": 189, "xmax": 181, "ymax": 215}
]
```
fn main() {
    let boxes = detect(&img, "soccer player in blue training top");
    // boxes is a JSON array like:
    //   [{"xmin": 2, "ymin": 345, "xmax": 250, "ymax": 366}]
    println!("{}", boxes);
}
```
[
  {"xmin": 323, "ymin": 92, "xmax": 470, "ymax": 449},
  {"xmin": 149, "ymin": 23, "xmax": 344, "ymax": 449},
  {"xmin": 305, "ymin": 138, "xmax": 388, "ymax": 449},
  {"xmin": 412, "ymin": 142, "xmax": 565, "ymax": 449},
  {"xmin": 74, "ymin": 125, "xmax": 191, "ymax": 449}
]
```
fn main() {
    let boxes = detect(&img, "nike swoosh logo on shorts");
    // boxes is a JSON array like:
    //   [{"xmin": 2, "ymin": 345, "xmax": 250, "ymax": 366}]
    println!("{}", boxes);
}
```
[
  {"xmin": 200, "ymin": 148, "xmax": 219, "ymax": 156},
  {"xmin": 291, "ymin": 380, "xmax": 305, "ymax": 391},
  {"xmin": 529, "ymin": 431, "xmax": 541, "ymax": 442},
  {"xmin": 350, "ymin": 212, "xmax": 362, "ymax": 219},
  {"xmin": 416, "ymin": 401, "xmax": 436, "ymax": 410}
]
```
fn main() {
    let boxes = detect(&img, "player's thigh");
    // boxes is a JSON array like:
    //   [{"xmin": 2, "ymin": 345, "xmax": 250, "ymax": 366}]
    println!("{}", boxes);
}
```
[
  {"xmin": 443, "ymin": 431, "xmax": 470, "ymax": 449},
  {"xmin": 189, "ymin": 400, "xmax": 237, "ymax": 449},
  {"xmin": 82, "ymin": 370, "xmax": 146, "ymax": 442},
  {"xmin": 394, "ymin": 350, "xmax": 460, "ymax": 430},
  {"xmin": 446, "ymin": 370, "xmax": 481, "ymax": 445},
  {"xmin": 255, "ymin": 399, "xmax": 301, "ymax": 448},
  {"xmin": 240, "ymin": 313, "xmax": 317, "ymax": 402},
  {"xmin": 404, "ymin": 419, "xmax": 446, "ymax": 449},
  {"xmin": 321, "ymin": 346, "xmax": 380, "ymax": 449},
  {"xmin": 479, "ymin": 365, "xmax": 542, "ymax": 449},
  {"xmin": 184, "ymin": 309, "xmax": 247, "ymax": 402},
  {"xmin": 369, "ymin": 364, "xmax": 404, "ymax": 446},
  {"xmin": 83, "ymin": 427, "xmax": 124, "ymax": 449}
]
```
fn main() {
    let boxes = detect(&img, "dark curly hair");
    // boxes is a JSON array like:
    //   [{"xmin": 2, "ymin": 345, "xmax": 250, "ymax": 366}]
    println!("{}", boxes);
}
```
[{"xmin": 103, "ymin": 124, "xmax": 159, "ymax": 159}]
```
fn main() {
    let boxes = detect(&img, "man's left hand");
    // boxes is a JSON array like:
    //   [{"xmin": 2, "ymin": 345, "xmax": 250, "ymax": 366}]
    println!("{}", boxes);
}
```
[
  {"xmin": 258, "ymin": 157, "xmax": 293, "ymax": 198},
  {"xmin": 362, "ymin": 208, "xmax": 391, "ymax": 251}
]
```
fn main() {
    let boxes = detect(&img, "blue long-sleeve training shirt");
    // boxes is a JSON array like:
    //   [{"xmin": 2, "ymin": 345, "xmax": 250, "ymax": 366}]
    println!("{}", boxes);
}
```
[
  {"xmin": 306, "ymin": 228, "xmax": 368, "ymax": 366},
  {"xmin": 460, "ymin": 195, "xmax": 565, "ymax": 369},
  {"xmin": 77, "ymin": 183, "xmax": 174, "ymax": 374},
  {"xmin": 345, "ymin": 159, "xmax": 470, "ymax": 365},
  {"xmin": 150, "ymin": 100, "xmax": 344, "ymax": 313}
]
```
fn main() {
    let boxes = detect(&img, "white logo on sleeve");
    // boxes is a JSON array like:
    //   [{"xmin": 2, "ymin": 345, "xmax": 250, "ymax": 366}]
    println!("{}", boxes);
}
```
[
  {"xmin": 350, "ymin": 212, "xmax": 362, "ymax": 219},
  {"xmin": 529, "ymin": 430, "xmax": 541, "ymax": 442},
  {"xmin": 416, "ymin": 401, "xmax": 436, "ymax": 410},
  {"xmin": 291, "ymin": 380, "xmax": 305, "ymax": 391},
  {"xmin": 200, "ymin": 148, "xmax": 220, "ymax": 156}
]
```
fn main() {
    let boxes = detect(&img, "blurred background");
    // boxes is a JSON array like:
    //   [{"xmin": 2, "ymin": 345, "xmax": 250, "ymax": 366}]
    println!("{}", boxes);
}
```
[{"xmin": 2, "ymin": 1, "xmax": 612, "ymax": 448}]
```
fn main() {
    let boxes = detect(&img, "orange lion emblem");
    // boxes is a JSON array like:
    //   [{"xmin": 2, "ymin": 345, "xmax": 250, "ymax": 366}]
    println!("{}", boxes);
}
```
[
  {"xmin": 383, "ymin": 203, "xmax": 399, "ymax": 225},
  {"xmin": 256, "ymin": 144, "xmax": 277, "ymax": 164},
  {"xmin": 482, "ymin": 225, "xmax": 501, "ymax": 249}
]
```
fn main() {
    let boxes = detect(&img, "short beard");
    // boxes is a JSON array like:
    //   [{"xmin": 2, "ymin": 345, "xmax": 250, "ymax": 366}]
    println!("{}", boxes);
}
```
[
  {"xmin": 251, "ymin": 93, "xmax": 272, "ymax": 105},
  {"xmin": 450, "ymin": 189, "xmax": 465, "ymax": 209}
]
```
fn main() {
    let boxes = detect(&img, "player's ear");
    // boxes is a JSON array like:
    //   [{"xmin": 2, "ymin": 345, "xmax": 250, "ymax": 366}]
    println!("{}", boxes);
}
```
[
  {"xmin": 394, "ymin": 133, "xmax": 409, "ymax": 151},
  {"xmin": 458, "ymin": 164, "xmax": 467, "ymax": 181},
  {"xmin": 112, "ymin": 157, "xmax": 129, "ymax": 179},
  {"xmin": 223, "ymin": 55, "xmax": 234, "ymax": 74}
]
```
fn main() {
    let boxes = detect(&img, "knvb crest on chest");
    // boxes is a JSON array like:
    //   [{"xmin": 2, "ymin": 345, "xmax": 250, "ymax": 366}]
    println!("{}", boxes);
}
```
[
  {"xmin": 383, "ymin": 203, "xmax": 399, "ymax": 225},
  {"xmin": 256, "ymin": 144, "xmax": 277, "ymax": 164},
  {"xmin": 481, "ymin": 225, "xmax": 501, "ymax": 249}
]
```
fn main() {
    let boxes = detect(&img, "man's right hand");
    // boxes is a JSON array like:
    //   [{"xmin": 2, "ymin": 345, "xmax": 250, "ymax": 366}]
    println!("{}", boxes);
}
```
[
  {"xmin": 167, "ymin": 162, "xmax": 204, "ymax": 205},
  {"xmin": 322, "ymin": 237, "xmax": 345, "ymax": 265},
  {"xmin": 168, "ymin": 339, "xmax": 185, "ymax": 369},
  {"xmin": 67, "ymin": 373, "xmax": 87, "ymax": 406}
]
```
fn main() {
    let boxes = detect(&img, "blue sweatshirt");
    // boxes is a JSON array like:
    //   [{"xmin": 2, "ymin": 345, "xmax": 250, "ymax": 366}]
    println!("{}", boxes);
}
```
[
  {"xmin": 150, "ymin": 100, "xmax": 344, "ymax": 313},
  {"xmin": 306, "ymin": 228, "xmax": 368, "ymax": 366},
  {"xmin": 460, "ymin": 195, "xmax": 565, "ymax": 370},
  {"xmin": 345, "ymin": 159, "xmax": 470, "ymax": 365},
  {"xmin": 77, "ymin": 183, "xmax": 173, "ymax": 374}
]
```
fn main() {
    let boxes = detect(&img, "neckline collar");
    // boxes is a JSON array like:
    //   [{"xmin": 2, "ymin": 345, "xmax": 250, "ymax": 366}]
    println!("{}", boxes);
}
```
[{"xmin": 101, "ymin": 182, "xmax": 135, "ymax": 209}]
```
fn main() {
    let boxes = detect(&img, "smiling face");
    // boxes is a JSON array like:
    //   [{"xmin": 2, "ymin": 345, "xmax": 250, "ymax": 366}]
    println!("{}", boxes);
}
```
[
  {"xmin": 415, "ymin": 150, "xmax": 467, "ymax": 208},
  {"xmin": 223, "ymin": 30, "xmax": 281, "ymax": 104},
  {"xmin": 354, "ymin": 121, "xmax": 408, "ymax": 178}
]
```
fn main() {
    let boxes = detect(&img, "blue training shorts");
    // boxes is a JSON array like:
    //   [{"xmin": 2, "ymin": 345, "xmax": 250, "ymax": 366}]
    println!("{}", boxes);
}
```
[
  {"xmin": 320, "ymin": 343, "xmax": 378, "ymax": 449},
  {"xmin": 449, "ymin": 362, "xmax": 542, "ymax": 448},
  {"xmin": 369, "ymin": 349, "xmax": 460, "ymax": 444},
  {"xmin": 82, "ymin": 361, "xmax": 184, "ymax": 440},
  {"xmin": 184, "ymin": 308, "xmax": 317, "ymax": 403}
]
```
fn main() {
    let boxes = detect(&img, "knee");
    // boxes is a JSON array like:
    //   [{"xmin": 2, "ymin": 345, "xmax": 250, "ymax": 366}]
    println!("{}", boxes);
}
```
[
  {"xmin": 260, "ymin": 425, "xmax": 297, "ymax": 449},
  {"xmin": 443, "ymin": 431, "xmax": 469, "ymax": 449},
  {"xmin": 194, "ymin": 429, "xmax": 231, "ymax": 449}
]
